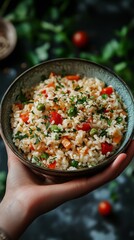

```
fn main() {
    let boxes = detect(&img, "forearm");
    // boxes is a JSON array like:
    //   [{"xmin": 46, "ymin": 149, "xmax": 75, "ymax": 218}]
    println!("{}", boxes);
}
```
[{"xmin": 0, "ymin": 196, "xmax": 31, "ymax": 240}]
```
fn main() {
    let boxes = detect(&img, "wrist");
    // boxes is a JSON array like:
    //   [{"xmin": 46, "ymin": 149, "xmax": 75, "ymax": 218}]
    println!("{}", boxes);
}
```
[{"xmin": 0, "ymin": 195, "xmax": 31, "ymax": 240}]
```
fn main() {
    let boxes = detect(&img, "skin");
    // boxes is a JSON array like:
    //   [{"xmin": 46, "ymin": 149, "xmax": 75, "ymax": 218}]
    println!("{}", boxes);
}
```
[{"xmin": 0, "ymin": 140, "xmax": 134, "ymax": 240}]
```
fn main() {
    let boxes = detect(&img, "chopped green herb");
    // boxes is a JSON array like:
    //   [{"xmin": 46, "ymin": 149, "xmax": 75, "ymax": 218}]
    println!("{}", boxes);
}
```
[
  {"xmin": 77, "ymin": 96, "xmax": 87, "ymax": 104},
  {"xmin": 70, "ymin": 159, "xmax": 78, "ymax": 168},
  {"xmin": 50, "ymin": 125, "xmax": 61, "ymax": 132},
  {"xmin": 29, "ymin": 128, "xmax": 33, "ymax": 134},
  {"xmin": 33, "ymin": 134, "xmax": 41, "ymax": 144},
  {"xmin": 100, "ymin": 129, "xmax": 107, "ymax": 137},
  {"xmin": 74, "ymin": 85, "xmax": 83, "ymax": 91},
  {"xmin": 40, "ymin": 152, "xmax": 49, "ymax": 159},
  {"xmin": 36, "ymin": 127, "xmax": 41, "ymax": 131},
  {"xmin": 90, "ymin": 96, "xmax": 95, "ymax": 99},
  {"xmin": 45, "ymin": 122, "xmax": 50, "ymax": 129},
  {"xmin": 55, "ymin": 134, "xmax": 60, "ymax": 140},
  {"xmin": 42, "ymin": 115, "xmax": 49, "ymax": 119},
  {"xmin": 116, "ymin": 116, "xmax": 123, "ymax": 123},
  {"xmin": 14, "ymin": 131, "xmax": 28, "ymax": 140},
  {"xmin": 55, "ymin": 85, "xmax": 61, "ymax": 91},
  {"xmin": 97, "ymin": 108, "xmax": 106, "ymax": 114},
  {"xmin": 107, "ymin": 119, "xmax": 112, "ymax": 126},
  {"xmin": 70, "ymin": 96, "xmax": 75, "ymax": 102},
  {"xmin": 53, "ymin": 97, "xmax": 59, "ymax": 102},
  {"xmin": 68, "ymin": 106, "xmax": 78, "ymax": 117}
]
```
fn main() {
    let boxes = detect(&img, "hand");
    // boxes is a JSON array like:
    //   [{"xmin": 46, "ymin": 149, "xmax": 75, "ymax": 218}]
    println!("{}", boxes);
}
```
[{"xmin": 0, "ymin": 140, "xmax": 134, "ymax": 239}]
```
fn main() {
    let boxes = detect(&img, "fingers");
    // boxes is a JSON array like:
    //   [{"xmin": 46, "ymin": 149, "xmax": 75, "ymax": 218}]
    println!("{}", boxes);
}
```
[{"xmin": 42, "ymin": 140, "xmax": 134, "ymax": 208}]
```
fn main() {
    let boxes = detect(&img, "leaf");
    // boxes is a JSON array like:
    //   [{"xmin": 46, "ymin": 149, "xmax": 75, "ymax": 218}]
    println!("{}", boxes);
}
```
[
  {"xmin": 101, "ymin": 39, "xmax": 119, "ymax": 61},
  {"xmin": 35, "ymin": 42, "xmax": 50, "ymax": 61},
  {"xmin": 16, "ymin": 23, "xmax": 33, "ymax": 39},
  {"xmin": 114, "ymin": 62, "xmax": 127, "ymax": 72},
  {"xmin": 26, "ymin": 51, "xmax": 39, "ymax": 66},
  {"xmin": 49, "ymin": 7, "xmax": 59, "ymax": 20},
  {"xmin": 116, "ymin": 26, "xmax": 129, "ymax": 38},
  {"xmin": 40, "ymin": 21, "xmax": 63, "ymax": 33}
]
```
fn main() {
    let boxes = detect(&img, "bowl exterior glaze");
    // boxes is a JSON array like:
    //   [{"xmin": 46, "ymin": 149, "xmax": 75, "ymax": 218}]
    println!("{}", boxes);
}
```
[{"xmin": 0, "ymin": 58, "xmax": 134, "ymax": 178}]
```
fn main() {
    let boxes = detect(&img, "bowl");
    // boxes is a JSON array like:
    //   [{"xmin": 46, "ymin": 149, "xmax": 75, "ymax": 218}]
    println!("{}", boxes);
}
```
[
  {"xmin": 0, "ymin": 58, "xmax": 134, "ymax": 179},
  {"xmin": 0, "ymin": 18, "xmax": 17, "ymax": 60}
]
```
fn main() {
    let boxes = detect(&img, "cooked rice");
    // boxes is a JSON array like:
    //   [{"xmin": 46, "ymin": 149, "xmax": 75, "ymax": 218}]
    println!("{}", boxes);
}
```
[{"xmin": 11, "ymin": 73, "xmax": 128, "ymax": 170}]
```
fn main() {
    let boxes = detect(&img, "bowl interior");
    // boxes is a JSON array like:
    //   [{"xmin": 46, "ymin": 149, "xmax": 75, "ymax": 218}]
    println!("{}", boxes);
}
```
[{"xmin": 0, "ymin": 59, "xmax": 134, "ymax": 177}]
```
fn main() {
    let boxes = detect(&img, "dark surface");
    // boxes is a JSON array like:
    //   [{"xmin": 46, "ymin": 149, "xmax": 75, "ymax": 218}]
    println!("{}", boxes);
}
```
[{"xmin": 0, "ymin": 0, "xmax": 134, "ymax": 239}]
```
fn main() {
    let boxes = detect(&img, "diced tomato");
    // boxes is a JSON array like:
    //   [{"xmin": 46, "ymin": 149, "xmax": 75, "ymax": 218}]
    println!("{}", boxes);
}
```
[
  {"xmin": 15, "ymin": 103, "xmax": 23, "ymax": 110},
  {"xmin": 41, "ymin": 89, "xmax": 48, "ymax": 98},
  {"xmin": 50, "ymin": 111, "xmax": 63, "ymax": 125},
  {"xmin": 20, "ymin": 112, "xmax": 29, "ymax": 123},
  {"xmin": 100, "ymin": 87, "xmax": 113, "ymax": 95},
  {"xmin": 104, "ymin": 108, "xmax": 109, "ymax": 113},
  {"xmin": 29, "ymin": 144, "xmax": 35, "ymax": 151},
  {"xmin": 48, "ymin": 161, "xmax": 56, "ymax": 169},
  {"xmin": 101, "ymin": 142, "xmax": 113, "ymax": 155},
  {"xmin": 76, "ymin": 122, "xmax": 91, "ymax": 131},
  {"xmin": 49, "ymin": 72, "xmax": 57, "ymax": 78},
  {"xmin": 66, "ymin": 75, "xmax": 80, "ymax": 81}
]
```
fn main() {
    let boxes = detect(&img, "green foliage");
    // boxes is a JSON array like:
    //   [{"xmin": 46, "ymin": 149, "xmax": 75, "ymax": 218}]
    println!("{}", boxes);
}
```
[{"xmin": 1, "ymin": 0, "xmax": 133, "ymax": 92}]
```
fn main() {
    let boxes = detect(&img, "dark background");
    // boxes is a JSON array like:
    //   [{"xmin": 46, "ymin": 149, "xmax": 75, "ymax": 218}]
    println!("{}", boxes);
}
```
[{"xmin": 0, "ymin": 0, "xmax": 134, "ymax": 239}]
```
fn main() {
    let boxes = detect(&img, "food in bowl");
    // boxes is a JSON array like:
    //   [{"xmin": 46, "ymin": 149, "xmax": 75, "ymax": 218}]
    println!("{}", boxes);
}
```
[{"xmin": 10, "ymin": 72, "xmax": 128, "ymax": 171}]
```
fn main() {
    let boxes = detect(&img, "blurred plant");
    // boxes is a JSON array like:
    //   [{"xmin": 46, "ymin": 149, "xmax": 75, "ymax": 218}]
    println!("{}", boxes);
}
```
[{"xmin": 1, "ymin": 0, "xmax": 134, "ymax": 94}]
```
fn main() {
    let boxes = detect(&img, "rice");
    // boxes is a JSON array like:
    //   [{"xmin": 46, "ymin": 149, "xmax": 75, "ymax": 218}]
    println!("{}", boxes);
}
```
[{"xmin": 11, "ymin": 73, "xmax": 128, "ymax": 170}]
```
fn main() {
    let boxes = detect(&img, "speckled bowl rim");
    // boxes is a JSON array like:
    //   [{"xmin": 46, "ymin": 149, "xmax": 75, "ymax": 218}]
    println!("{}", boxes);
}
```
[{"xmin": 0, "ymin": 58, "xmax": 134, "ymax": 178}]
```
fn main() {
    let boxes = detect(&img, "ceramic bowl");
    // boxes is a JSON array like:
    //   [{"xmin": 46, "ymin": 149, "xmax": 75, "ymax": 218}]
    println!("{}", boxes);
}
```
[{"xmin": 0, "ymin": 58, "xmax": 134, "ymax": 179}]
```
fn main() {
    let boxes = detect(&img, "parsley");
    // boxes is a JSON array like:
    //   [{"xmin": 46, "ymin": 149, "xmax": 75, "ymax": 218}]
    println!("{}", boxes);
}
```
[
  {"xmin": 76, "ymin": 96, "xmax": 87, "ymax": 104},
  {"xmin": 100, "ymin": 129, "xmax": 107, "ymax": 137},
  {"xmin": 53, "ymin": 97, "xmax": 58, "ymax": 102},
  {"xmin": 74, "ymin": 86, "xmax": 83, "ymax": 91},
  {"xmin": 40, "ymin": 153, "xmax": 49, "ymax": 159},
  {"xmin": 14, "ymin": 131, "xmax": 28, "ymax": 140}
]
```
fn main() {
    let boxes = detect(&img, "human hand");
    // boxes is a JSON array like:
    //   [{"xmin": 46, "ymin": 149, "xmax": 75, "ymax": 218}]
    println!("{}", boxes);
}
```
[{"xmin": 0, "ymin": 140, "xmax": 134, "ymax": 239}]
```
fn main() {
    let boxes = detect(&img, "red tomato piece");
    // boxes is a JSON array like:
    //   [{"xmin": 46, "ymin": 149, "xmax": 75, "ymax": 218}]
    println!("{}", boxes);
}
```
[
  {"xmin": 104, "ymin": 108, "xmax": 109, "ymax": 113},
  {"xmin": 15, "ymin": 103, "xmax": 23, "ymax": 110},
  {"xmin": 100, "ymin": 87, "xmax": 113, "ymax": 95},
  {"xmin": 76, "ymin": 122, "xmax": 91, "ymax": 131},
  {"xmin": 20, "ymin": 113, "xmax": 29, "ymax": 123},
  {"xmin": 50, "ymin": 111, "xmax": 63, "ymax": 125},
  {"xmin": 101, "ymin": 142, "xmax": 113, "ymax": 155},
  {"xmin": 48, "ymin": 161, "xmax": 56, "ymax": 169},
  {"xmin": 98, "ymin": 201, "xmax": 112, "ymax": 216},
  {"xmin": 72, "ymin": 31, "xmax": 89, "ymax": 48},
  {"xmin": 41, "ymin": 89, "xmax": 48, "ymax": 98},
  {"xmin": 49, "ymin": 72, "xmax": 57, "ymax": 78},
  {"xmin": 66, "ymin": 75, "xmax": 80, "ymax": 81}
]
